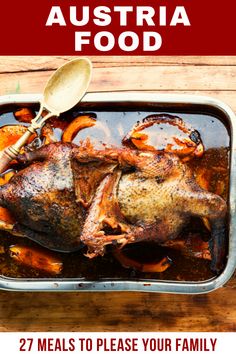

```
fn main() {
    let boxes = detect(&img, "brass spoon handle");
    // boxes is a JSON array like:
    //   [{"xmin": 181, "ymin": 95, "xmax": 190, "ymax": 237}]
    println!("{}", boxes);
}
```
[
  {"xmin": 0, "ymin": 148, "xmax": 19, "ymax": 174},
  {"xmin": 0, "ymin": 129, "xmax": 33, "ymax": 174},
  {"xmin": 0, "ymin": 109, "xmax": 56, "ymax": 174}
]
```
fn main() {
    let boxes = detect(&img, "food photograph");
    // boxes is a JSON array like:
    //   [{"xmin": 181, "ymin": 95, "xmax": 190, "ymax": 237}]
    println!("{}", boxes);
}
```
[{"xmin": 0, "ymin": 56, "xmax": 235, "ymax": 332}]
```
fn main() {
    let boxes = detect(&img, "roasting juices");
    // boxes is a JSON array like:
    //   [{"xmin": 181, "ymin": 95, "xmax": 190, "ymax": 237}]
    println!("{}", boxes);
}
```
[{"xmin": 0, "ymin": 106, "xmax": 229, "ymax": 281}]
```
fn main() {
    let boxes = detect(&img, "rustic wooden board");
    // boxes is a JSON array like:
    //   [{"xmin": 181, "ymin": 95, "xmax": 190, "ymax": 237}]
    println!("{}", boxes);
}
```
[
  {"xmin": 0, "ymin": 66, "xmax": 236, "ymax": 95},
  {"xmin": 0, "ymin": 56, "xmax": 236, "ymax": 332},
  {"xmin": 0, "ymin": 56, "xmax": 236, "ymax": 73},
  {"xmin": 0, "ymin": 282, "xmax": 236, "ymax": 332}
]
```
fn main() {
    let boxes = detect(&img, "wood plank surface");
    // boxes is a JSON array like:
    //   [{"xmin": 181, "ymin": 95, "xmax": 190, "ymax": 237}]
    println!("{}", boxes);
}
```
[
  {"xmin": 1, "ymin": 56, "xmax": 236, "ymax": 73},
  {"xmin": 0, "ymin": 66, "xmax": 236, "ymax": 95},
  {"xmin": 0, "ymin": 286, "xmax": 236, "ymax": 332},
  {"xmin": 0, "ymin": 55, "xmax": 236, "ymax": 332}
]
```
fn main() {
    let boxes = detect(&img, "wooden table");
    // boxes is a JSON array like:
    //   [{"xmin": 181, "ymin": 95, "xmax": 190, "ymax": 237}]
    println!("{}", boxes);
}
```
[{"xmin": 0, "ymin": 56, "xmax": 236, "ymax": 332}]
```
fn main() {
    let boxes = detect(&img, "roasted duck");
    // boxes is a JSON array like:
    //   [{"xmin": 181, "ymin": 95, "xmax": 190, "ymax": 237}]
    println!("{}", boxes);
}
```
[{"xmin": 0, "ymin": 113, "xmax": 227, "ymax": 274}]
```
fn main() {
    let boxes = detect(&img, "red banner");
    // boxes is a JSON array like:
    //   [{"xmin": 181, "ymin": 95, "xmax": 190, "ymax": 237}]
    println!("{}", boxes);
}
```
[{"xmin": 0, "ymin": 0, "xmax": 235, "ymax": 55}]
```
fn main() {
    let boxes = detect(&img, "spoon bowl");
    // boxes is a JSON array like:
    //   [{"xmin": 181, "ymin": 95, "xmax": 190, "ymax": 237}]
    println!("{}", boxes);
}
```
[{"xmin": 44, "ymin": 57, "xmax": 92, "ymax": 114}]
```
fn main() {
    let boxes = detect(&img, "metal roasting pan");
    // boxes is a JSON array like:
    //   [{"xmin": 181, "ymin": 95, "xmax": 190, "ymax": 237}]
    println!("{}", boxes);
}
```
[{"xmin": 0, "ymin": 92, "xmax": 236, "ymax": 293}]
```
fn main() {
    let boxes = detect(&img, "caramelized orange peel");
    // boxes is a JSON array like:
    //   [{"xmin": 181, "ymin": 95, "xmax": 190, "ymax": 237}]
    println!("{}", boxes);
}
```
[
  {"xmin": 113, "ymin": 248, "xmax": 172, "ymax": 273},
  {"xmin": 0, "ymin": 171, "xmax": 16, "ymax": 225},
  {"xmin": 62, "ymin": 115, "xmax": 96, "ymax": 143},
  {"xmin": 0, "ymin": 125, "xmax": 37, "ymax": 152},
  {"xmin": 9, "ymin": 245, "xmax": 63, "ymax": 274},
  {"xmin": 130, "ymin": 132, "xmax": 155, "ymax": 151},
  {"xmin": 14, "ymin": 108, "xmax": 35, "ymax": 123}
]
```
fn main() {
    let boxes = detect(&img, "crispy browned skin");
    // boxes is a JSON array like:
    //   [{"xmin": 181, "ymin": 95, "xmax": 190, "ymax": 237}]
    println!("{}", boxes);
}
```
[
  {"xmin": 73, "ymin": 146, "xmax": 226, "ymax": 272},
  {"xmin": 0, "ymin": 142, "xmax": 227, "ymax": 272},
  {"xmin": 0, "ymin": 143, "xmax": 85, "ymax": 252}
]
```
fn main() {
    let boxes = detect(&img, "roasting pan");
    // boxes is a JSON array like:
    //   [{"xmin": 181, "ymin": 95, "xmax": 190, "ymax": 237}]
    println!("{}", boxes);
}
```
[{"xmin": 0, "ymin": 92, "xmax": 236, "ymax": 293}]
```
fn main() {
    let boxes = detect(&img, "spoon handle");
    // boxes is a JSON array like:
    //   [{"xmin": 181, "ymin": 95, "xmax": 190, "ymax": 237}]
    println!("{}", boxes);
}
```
[
  {"xmin": 0, "ymin": 129, "xmax": 33, "ymax": 174},
  {"xmin": 0, "ymin": 149, "xmax": 15, "ymax": 174},
  {"xmin": 0, "ymin": 106, "xmax": 56, "ymax": 173}
]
